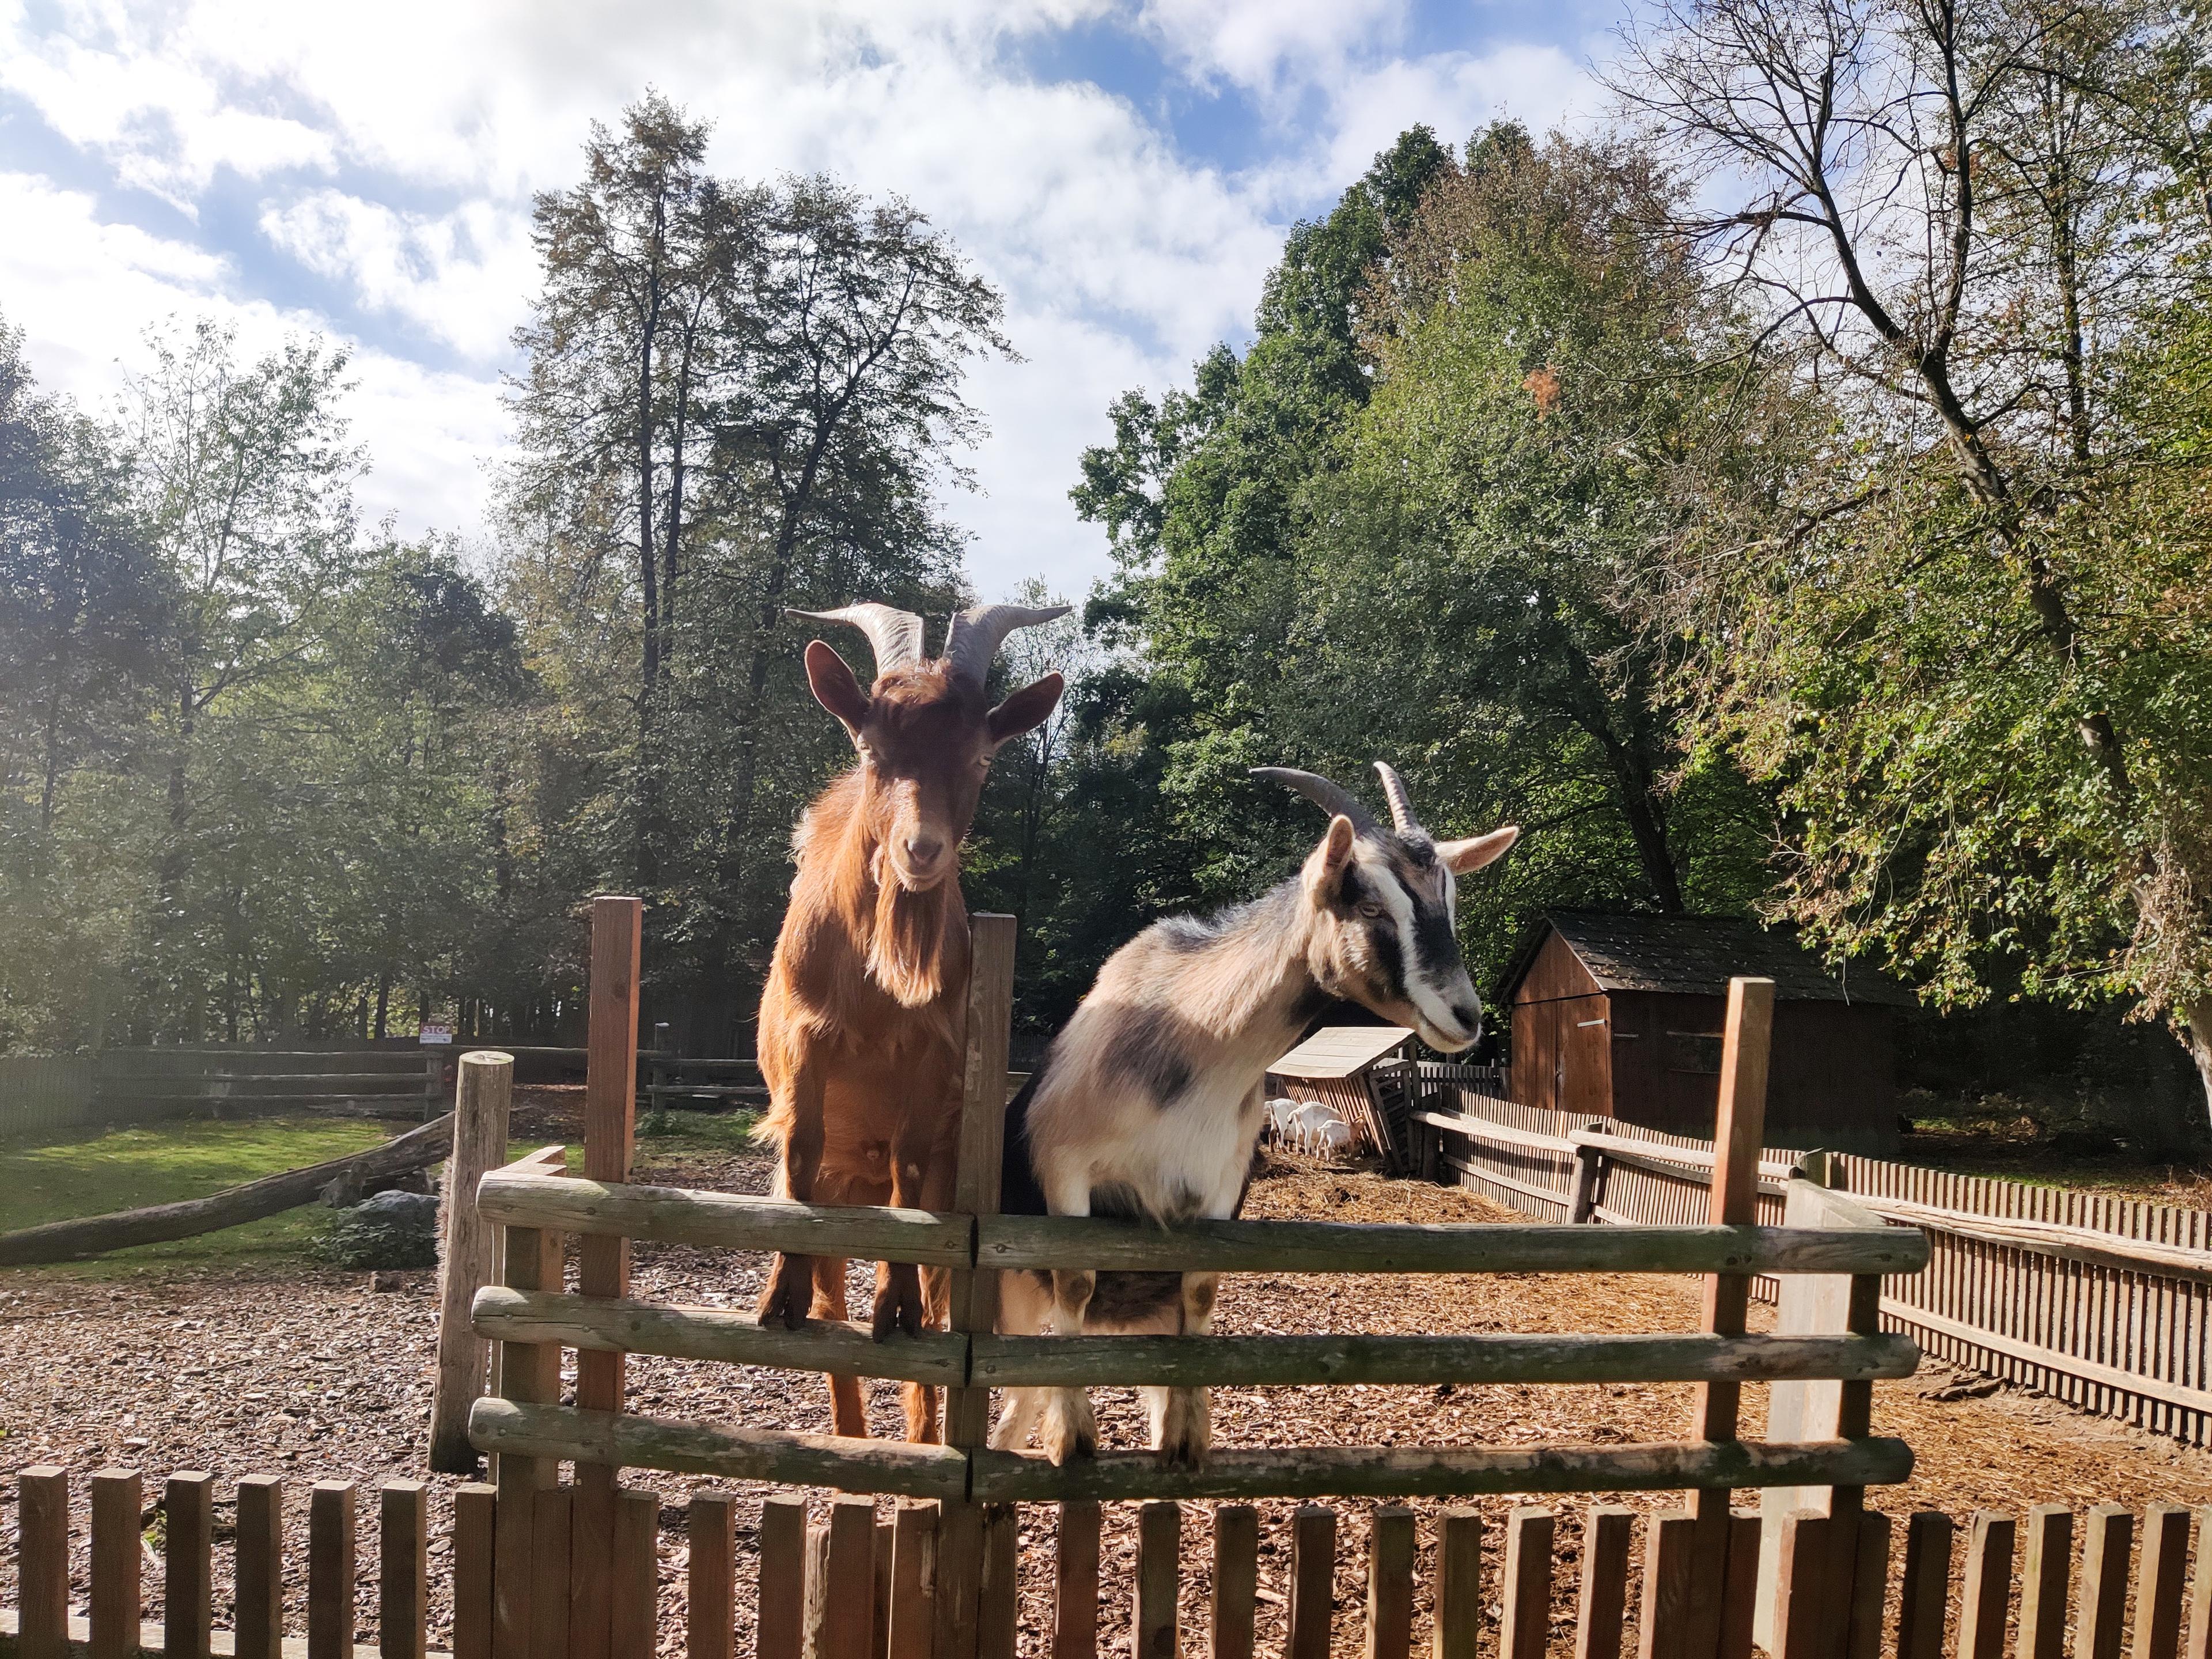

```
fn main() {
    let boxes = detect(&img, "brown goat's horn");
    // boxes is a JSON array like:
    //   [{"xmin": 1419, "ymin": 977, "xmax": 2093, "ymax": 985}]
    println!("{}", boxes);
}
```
[
  {"xmin": 941, "ymin": 603, "xmax": 1071, "ymax": 687},
  {"xmin": 1251, "ymin": 767, "xmax": 1378, "ymax": 832},
  {"xmin": 785, "ymin": 604, "xmax": 926, "ymax": 678},
  {"xmin": 1373, "ymin": 762, "xmax": 1421, "ymax": 835}
]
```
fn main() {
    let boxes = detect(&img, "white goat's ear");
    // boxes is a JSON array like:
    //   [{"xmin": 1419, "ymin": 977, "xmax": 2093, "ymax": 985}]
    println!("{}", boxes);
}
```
[
  {"xmin": 804, "ymin": 641, "xmax": 872, "ymax": 737},
  {"xmin": 1304, "ymin": 815, "xmax": 1358, "ymax": 896},
  {"xmin": 1437, "ymin": 825, "xmax": 1519, "ymax": 874}
]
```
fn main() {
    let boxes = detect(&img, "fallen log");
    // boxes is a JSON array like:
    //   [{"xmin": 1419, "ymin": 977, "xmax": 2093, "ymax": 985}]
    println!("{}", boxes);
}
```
[{"xmin": 0, "ymin": 1112, "xmax": 456, "ymax": 1267}]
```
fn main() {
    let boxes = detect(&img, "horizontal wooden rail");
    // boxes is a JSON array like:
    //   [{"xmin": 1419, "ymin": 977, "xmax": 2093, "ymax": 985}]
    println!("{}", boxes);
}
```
[
  {"xmin": 973, "ymin": 1217, "xmax": 1929, "ymax": 1276},
  {"xmin": 1412, "ymin": 1110, "xmax": 1580, "ymax": 1156},
  {"xmin": 1566, "ymin": 1128, "xmax": 1802, "ymax": 1179},
  {"xmin": 1851, "ymin": 1192, "xmax": 2212, "ymax": 1285},
  {"xmin": 468, "ymin": 1399, "xmax": 1910, "ymax": 1502},
  {"xmin": 475, "ymin": 1169, "xmax": 975, "ymax": 1264},
  {"xmin": 965, "ymin": 1436, "xmax": 1914, "ymax": 1502},
  {"xmin": 472, "ymin": 1286, "xmax": 970, "ymax": 1384},
  {"xmin": 475, "ymin": 1287, "xmax": 1919, "ymax": 1387},
  {"xmin": 478, "ymin": 1168, "xmax": 1927, "ymax": 1277},
  {"xmin": 1878, "ymin": 1297, "xmax": 2212, "ymax": 1414},
  {"xmin": 968, "ymin": 1330, "xmax": 1920, "ymax": 1388},
  {"xmin": 467, "ymin": 1399, "xmax": 969, "ymax": 1499}
]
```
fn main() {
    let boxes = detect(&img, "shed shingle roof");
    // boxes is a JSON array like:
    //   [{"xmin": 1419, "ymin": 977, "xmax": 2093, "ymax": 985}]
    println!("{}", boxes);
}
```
[
  {"xmin": 1520, "ymin": 911, "xmax": 1918, "ymax": 1007},
  {"xmin": 1267, "ymin": 1025, "xmax": 1415, "ymax": 1080}
]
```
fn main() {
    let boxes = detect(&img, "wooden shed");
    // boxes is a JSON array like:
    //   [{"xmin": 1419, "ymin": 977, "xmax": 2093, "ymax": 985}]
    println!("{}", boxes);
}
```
[
  {"xmin": 1265, "ymin": 1025, "xmax": 1415, "ymax": 1165},
  {"xmin": 1498, "ymin": 911, "xmax": 1914, "ymax": 1155}
]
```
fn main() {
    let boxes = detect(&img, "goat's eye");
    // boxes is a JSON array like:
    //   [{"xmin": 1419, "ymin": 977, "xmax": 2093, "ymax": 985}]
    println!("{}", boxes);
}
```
[{"xmin": 1357, "ymin": 902, "xmax": 1384, "ymax": 920}]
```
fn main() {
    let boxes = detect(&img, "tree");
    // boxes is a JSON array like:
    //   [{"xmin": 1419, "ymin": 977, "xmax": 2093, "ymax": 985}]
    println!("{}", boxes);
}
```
[
  {"xmin": 502, "ymin": 94, "xmax": 1015, "ymax": 1047},
  {"xmin": 1305, "ymin": 127, "xmax": 1785, "ymax": 931},
  {"xmin": 1612, "ymin": 0, "xmax": 2212, "ymax": 1126},
  {"xmin": 119, "ymin": 320, "xmax": 361, "ymax": 1040},
  {"xmin": 0, "ymin": 319, "xmax": 165, "ymax": 1049}
]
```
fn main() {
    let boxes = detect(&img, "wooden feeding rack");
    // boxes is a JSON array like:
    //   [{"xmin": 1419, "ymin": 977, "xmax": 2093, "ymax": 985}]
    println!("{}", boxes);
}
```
[{"xmin": 463, "ymin": 902, "xmax": 1930, "ymax": 1659}]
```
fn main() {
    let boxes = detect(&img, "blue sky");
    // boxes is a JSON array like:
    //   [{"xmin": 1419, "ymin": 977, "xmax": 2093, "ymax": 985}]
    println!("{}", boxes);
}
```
[{"xmin": 0, "ymin": 0, "xmax": 1608, "ymax": 597}]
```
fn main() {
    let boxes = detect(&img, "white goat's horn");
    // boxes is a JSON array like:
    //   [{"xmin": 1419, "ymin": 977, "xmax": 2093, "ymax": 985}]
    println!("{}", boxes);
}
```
[
  {"xmin": 1373, "ymin": 762, "xmax": 1420, "ymax": 835},
  {"xmin": 941, "ymin": 603, "xmax": 1071, "ymax": 686},
  {"xmin": 1251, "ymin": 767, "xmax": 1378, "ymax": 832},
  {"xmin": 785, "ymin": 604, "xmax": 926, "ymax": 679}
]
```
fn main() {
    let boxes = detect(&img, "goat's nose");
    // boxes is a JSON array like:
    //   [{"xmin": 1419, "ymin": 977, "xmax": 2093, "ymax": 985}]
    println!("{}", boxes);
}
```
[
  {"xmin": 1452, "ymin": 1002, "xmax": 1482, "ymax": 1033},
  {"xmin": 905, "ymin": 832, "xmax": 945, "ymax": 866}
]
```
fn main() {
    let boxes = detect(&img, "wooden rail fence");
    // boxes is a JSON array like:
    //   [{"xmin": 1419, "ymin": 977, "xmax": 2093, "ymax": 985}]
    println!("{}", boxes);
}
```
[
  {"xmin": 0, "ymin": 1049, "xmax": 445, "ymax": 1137},
  {"xmin": 410, "ymin": 908, "xmax": 1927, "ymax": 1658},
  {"xmin": 0, "ymin": 903, "xmax": 1971, "ymax": 1659},
  {"xmin": 10, "ymin": 1467, "xmax": 2212, "ymax": 1659},
  {"xmin": 1411, "ymin": 1085, "xmax": 2212, "ymax": 1447}
]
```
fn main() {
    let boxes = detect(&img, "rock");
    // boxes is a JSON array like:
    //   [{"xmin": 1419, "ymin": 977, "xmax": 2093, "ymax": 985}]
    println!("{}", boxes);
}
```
[{"xmin": 317, "ymin": 1189, "xmax": 441, "ymax": 1271}]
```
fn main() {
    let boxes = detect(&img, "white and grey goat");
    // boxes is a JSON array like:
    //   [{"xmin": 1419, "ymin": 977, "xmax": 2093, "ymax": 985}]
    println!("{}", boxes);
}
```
[{"xmin": 993, "ymin": 763, "xmax": 1518, "ymax": 1467}]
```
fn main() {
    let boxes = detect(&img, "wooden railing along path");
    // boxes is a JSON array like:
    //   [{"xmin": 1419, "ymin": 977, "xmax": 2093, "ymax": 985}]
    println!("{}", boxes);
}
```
[{"xmin": 1411, "ymin": 1081, "xmax": 2212, "ymax": 1447}]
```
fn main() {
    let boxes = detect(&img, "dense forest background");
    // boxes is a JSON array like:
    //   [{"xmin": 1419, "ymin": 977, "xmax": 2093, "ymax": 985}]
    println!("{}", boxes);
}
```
[{"xmin": 8, "ymin": 0, "xmax": 2212, "ymax": 1142}]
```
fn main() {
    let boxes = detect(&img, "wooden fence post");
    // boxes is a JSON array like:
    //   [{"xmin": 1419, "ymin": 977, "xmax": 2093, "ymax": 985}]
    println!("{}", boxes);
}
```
[
  {"xmin": 1575, "ymin": 1506, "xmax": 1636, "ymax": 1659},
  {"xmin": 1134, "ymin": 1501, "xmax": 1182, "ymax": 1659},
  {"xmin": 1366, "ymin": 1507, "xmax": 1415, "ymax": 1659},
  {"xmin": 309, "ymin": 1479, "xmax": 358, "ymax": 1659},
  {"xmin": 1054, "ymin": 1501, "xmax": 1102, "ymax": 1659},
  {"xmin": 491, "ymin": 1203, "xmax": 564, "ymax": 1659},
  {"xmin": 431, "ymin": 1049, "xmax": 511, "ymax": 1474},
  {"xmin": 89, "ymin": 1467, "xmax": 142, "ymax": 1659},
  {"xmin": 1755, "ymin": 1146, "xmax": 1884, "ymax": 1659},
  {"xmin": 381, "ymin": 1480, "xmax": 430, "ymax": 1659},
  {"xmin": 688, "ymin": 1491, "xmax": 738, "ymax": 1659},
  {"xmin": 1567, "ymin": 1132, "xmax": 1606, "ymax": 1225},
  {"xmin": 235, "ymin": 1474, "xmax": 284, "ymax": 1659},
  {"xmin": 18, "ymin": 1466, "xmax": 67, "ymax": 1659},
  {"xmin": 1213, "ymin": 1504, "xmax": 1260, "ymax": 1659},
  {"xmin": 933, "ymin": 912, "xmax": 1018, "ymax": 1659},
  {"xmin": 1684, "ymin": 976, "xmax": 1774, "ymax": 1659},
  {"xmin": 574, "ymin": 893, "xmax": 643, "ymax": 1659},
  {"xmin": 167, "ymin": 1470, "xmax": 214, "ymax": 1659}
]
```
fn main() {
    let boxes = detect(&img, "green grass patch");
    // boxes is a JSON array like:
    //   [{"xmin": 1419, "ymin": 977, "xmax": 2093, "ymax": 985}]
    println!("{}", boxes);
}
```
[
  {"xmin": 637, "ymin": 1107, "xmax": 759, "ymax": 1146},
  {"xmin": 0, "ymin": 1116, "xmax": 579, "ymax": 1279}
]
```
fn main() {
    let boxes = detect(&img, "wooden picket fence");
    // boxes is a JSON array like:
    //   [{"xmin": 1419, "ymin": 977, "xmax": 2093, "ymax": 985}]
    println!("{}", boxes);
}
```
[
  {"xmin": 8, "ymin": 1468, "xmax": 2212, "ymax": 1659},
  {"xmin": 1410, "ymin": 1080, "xmax": 2212, "ymax": 1446}
]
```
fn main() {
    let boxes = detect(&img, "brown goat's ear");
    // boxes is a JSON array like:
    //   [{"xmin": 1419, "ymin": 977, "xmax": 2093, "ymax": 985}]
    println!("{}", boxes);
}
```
[
  {"xmin": 985, "ymin": 673, "xmax": 1065, "ymax": 747},
  {"xmin": 1437, "ymin": 825, "xmax": 1519, "ymax": 874},
  {"xmin": 1303, "ymin": 815, "xmax": 1358, "ymax": 898},
  {"xmin": 804, "ymin": 641, "xmax": 872, "ymax": 736}
]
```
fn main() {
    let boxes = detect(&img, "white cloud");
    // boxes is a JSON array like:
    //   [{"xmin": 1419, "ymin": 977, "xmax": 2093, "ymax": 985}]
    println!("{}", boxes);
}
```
[
  {"xmin": 0, "ymin": 171, "xmax": 502, "ymax": 536},
  {"xmin": 257, "ymin": 191, "xmax": 535, "ymax": 362},
  {"xmin": 0, "ymin": 0, "xmax": 1605, "ymax": 593},
  {"xmin": 1137, "ymin": 0, "xmax": 1407, "ymax": 94}
]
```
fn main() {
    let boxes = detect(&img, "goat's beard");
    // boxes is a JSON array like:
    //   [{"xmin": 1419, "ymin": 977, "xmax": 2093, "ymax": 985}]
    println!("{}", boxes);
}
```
[{"xmin": 867, "ymin": 855, "xmax": 950, "ymax": 1009}]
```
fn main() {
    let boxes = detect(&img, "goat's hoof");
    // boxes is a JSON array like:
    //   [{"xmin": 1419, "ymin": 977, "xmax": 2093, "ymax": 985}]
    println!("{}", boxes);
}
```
[
  {"xmin": 1156, "ymin": 1395, "xmax": 1211, "ymax": 1468},
  {"xmin": 871, "ymin": 1268, "xmax": 925, "ymax": 1340},
  {"xmin": 1156, "ymin": 1434, "xmax": 1210, "ymax": 1471},
  {"xmin": 756, "ymin": 1256, "xmax": 812, "ymax": 1331},
  {"xmin": 1042, "ymin": 1399, "xmax": 1098, "ymax": 1466}
]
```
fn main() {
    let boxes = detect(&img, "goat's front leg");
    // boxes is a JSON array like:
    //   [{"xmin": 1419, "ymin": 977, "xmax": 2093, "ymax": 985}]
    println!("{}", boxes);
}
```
[
  {"xmin": 1152, "ymin": 1272, "xmax": 1219, "ymax": 1468},
  {"xmin": 874, "ymin": 1113, "xmax": 944, "ymax": 1340},
  {"xmin": 757, "ymin": 1059, "xmax": 827, "ymax": 1330},
  {"xmin": 1036, "ymin": 1166, "xmax": 1099, "ymax": 1464}
]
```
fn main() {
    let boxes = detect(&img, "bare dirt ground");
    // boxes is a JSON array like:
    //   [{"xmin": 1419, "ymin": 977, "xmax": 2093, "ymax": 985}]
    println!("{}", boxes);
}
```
[{"xmin": 5, "ymin": 1094, "xmax": 2209, "ymax": 1656}]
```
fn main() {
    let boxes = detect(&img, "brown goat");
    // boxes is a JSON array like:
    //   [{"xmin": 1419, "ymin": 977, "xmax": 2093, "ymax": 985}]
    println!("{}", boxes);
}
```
[{"xmin": 754, "ymin": 600, "xmax": 1067, "ymax": 1442}]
